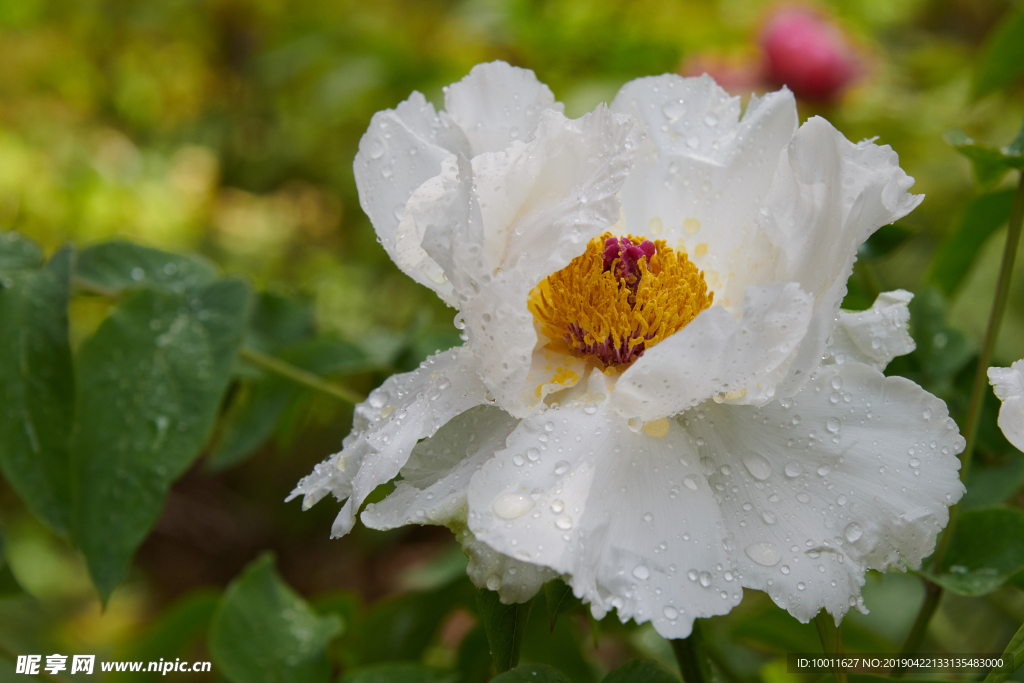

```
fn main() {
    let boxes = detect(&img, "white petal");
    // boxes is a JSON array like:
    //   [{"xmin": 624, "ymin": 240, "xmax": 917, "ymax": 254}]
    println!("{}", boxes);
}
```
[
  {"xmin": 466, "ymin": 405, "xmax": 740, "ymax": 638},
  {"xmin": 757, "ymin": 118, "xmax": 924, "ymax": 399},
  {"xmin": 611, "ymin": 282, "xmax": 813, "ymax": 421},
  {"xmin": 443, "ymin": 61, "xmax": 564, "ymax": 156},
  {"xmin": 355, "ymin": 92, "xmax": 470, "ymax": 267},
  {"xmin": 287, "ymin": 346, "xmax": 489, "ymax": 537},
  {"xmin": 419, "ymin": 108, "xmax": 643, "ymax": 417},
  {"xmin": 458, "ymin": 526, "xmax": 557, "ymax": 604},
  {"xmin": 826, "ymin": 290, "xmax": 915, "ymax": 371},
  {"xmin": 362, "ymin": 405, "xmax": 519, "ymax": 529},
  {"xmin": 989, "ymin": 360, "xmax": 1024, "ymax": 451},
  {"xmin": 360, "ymin": 403, "xmax": 553, "ymax": 604},
  {"xmin": 611, "ymin": 76, "xmax": 798, "ymax": 305},
  {"xmin": 684, "ymin": 362, "xmax": 965, "ymax": 623}
]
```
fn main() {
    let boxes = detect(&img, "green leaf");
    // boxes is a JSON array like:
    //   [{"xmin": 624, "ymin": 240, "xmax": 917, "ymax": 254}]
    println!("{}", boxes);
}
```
[
  {"xmin": 246, "ymin": 291, "xmax": 316, "ymax": 352},
  {"xmin": 946, "ymin": 129, "xmax": 1024, "ymax": 187},
  {"xmin": 0, "ymin": 230, "xmax": 43, "ymax": 274},
  {"xmin": 857, "ymin": 223, "xmax": 914, "ymax": 261},
  {"xmin": 209, "ymin": 554, "xmax": 341, "ymax": 683},
  {"xmin": 492, "ymin": 664, "xmax": 572, "ymax": 683},
  {"xmin": 543, "ymin": 579, "xmax": 579, "ymax": 631},
  {"xmin": 0, "ymin": 247, "xmax": 75, "ymax": 534},
  {"xmin": 338, "ymin": 664, "xmax": 461, "ymax": 683},
  {"xmin": 906, "ymin": 289, "xmax": 974, "ymax": 383},
  {"xmin": 960, "ymin": 456, "xmax": 1024, "ymax": 509},
  {"xmin": 974, "ymin": 5, "xmax": 1024, "ymax": 98},
  {"xmin": 206, "ymin": 379, "xmax": 294, "ymax": 470},
  {"xmin": 477, "ymin": 589, "xmax": 534, "ymax": 674},
  {"xmin": 983, "ymin": 620, "xmax": 1024, "ymax": 683},
  {"xmin": 71, "ymin": 278, "xmax": 250, "ymax": 600},
  {"xmin": 116, "ymin": 590, "xmax": 219, "ymax": 682},
  {"xmin": 74, "ymin": 241, "xmax": 218, "ymax": 294},
  {"xmin": 923, "ymin": 506, "xmax": 1024, "ymax": 596},
  {"xmin": 0, "ymin": 529, "xmax": 25, "ymax": 597},
  {"xmin": 457, "ymin": 625, "xmax": 493, "ymax": 683},
  {"xmin": 602, "ymin": 660, "xmax": 680, "ymax": 683},
  {"xmin": 928, "ymin": 190, "xmax": 1015, "ymax": 297},
  {"xmin": 208, "ymin": 337, "xmax": 373, "ymax": 470},
  {"xmin": 349, "ymin": 579, "xmax": 469, "ymax": 666},
  {"xmin": 522, "ymin": 586, "xmax": 596, "ymax": 683}
]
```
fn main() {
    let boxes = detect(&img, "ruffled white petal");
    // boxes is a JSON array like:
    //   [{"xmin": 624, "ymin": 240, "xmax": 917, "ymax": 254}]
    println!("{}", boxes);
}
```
[
  {"xmin": 286, "ymin": 346, "xmax": 489, "ymax": 536},
  {"xmin": 354, "ymin": 92, "xmax": 470, "ymax": 297},
  {"xmin": 417, "ymin": 108, "xmax": 643, "ymax": 417},
  {"xmin": 443, "ymin": 61, "xmax": 564, "ymax": 156},
  {"xmin": 466, "ymin": 405, "xmax": 740, "ymax": 638},
  {"xmin": 684, "ymin": 362, "xmax": 965, "ymax": 624},
  {"xmin": 459, "ymin": 527, "xmax": 557, "ymax": 604},
  {"xmin": 611, "ymin": 75, "xmax": 797, "ymax": 308},
  {"xmin": 825, "ymin": 290, "xmax": 915, "ymax": 371},
  {"xmin": 989, "ymin": 360, "xmax": 1024, "ymax": 451},
  {"xmin": 756, "ymin": 118, "xmax": 924, "ymax": 400},
  {"xmin": 610, "ymin": 282, "xmax": 813, "ymax": 421},
  {"xmin": 362, "ymin": 405, "xmax": 519, "ymax": 529}
]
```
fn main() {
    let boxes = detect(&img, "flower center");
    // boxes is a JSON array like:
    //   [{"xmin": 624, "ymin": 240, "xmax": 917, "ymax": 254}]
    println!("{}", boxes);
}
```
[{"xmin": 528, "ymin": 232, "xmax": 713, "ymax": 366}]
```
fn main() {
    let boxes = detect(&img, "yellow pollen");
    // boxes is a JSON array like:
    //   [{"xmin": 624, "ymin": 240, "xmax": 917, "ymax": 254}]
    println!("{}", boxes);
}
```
[{"xmin": 528, "ymin": 232, "xmax": 713, "ymax": 366}]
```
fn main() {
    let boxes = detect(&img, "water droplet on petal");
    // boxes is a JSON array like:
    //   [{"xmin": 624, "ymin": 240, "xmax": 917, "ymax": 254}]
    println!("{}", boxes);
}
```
[
  {"xmin": 743, "ymin": 453, "xmax": 772, "ymax": 480},
  {"xmin": 844, "ymin": 522, "xmax": 863, "ymax": 542},
  {"xmin": 555, "ymin": 514, "xmax": 573, "ymax": 530},
  {"xmin": 745, "ymin": 542, "xmax": 781, "ymax": 566},
  {"xmin": 633, "ymin": 565, "xmax": 650, "ymax": 580},
  {"xmin": 683, "ymin": 475, "xmax": 700, "ymax": 490},
  {"xmin": 826, "ymin": 417, "xmax": 841, "ymax": 433},
  {"xmin": 493, "ymin": 493, "xmax": 535, "ymax": 519},
  {"xmin": 698, "ymin": 571, "xmax": 712, "ymax": 587},
  {"xmin": 550, "ymin": 499, "xmax": 565, "ymax": 513},
  {"xmin": 663, "ymin": 606, "xmax": 679, "ymax": 619},
  {"xmin": 554, "ymin": 460, "xmax": 570, "ymax": 475},
  {"xmin": 785, "ymin": 461, "xmax": 803, "ymax": 478}
]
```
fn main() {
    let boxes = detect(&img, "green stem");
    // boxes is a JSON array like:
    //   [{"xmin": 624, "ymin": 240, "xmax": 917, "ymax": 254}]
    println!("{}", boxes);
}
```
[
  {"xmin": 239, "ymin": 347, "xmax": 365, "ymax": 405},
  {"xmin": 671, "ymin": 620, "xmax": 715, "ymax": 683},
  {"xmin": 957, "ymin": 169, "xmax": 1024, "ymax": 486},
  {"xmin": 814, "ymin": 611, "xmax": 847, "ymax": 683},
  {"xmin": 899, "ymin": 169, "xmax": 1024, "ymax": 662},
  {"xmin": 894, "ymin": 579, "xmax": 942, "ymax": 674}
]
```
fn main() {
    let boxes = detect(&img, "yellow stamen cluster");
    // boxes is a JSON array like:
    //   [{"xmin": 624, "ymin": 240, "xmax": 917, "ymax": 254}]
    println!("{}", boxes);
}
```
[{"xmin": 528, "ymin": 232, "xmax": 713, "ymax": 366}]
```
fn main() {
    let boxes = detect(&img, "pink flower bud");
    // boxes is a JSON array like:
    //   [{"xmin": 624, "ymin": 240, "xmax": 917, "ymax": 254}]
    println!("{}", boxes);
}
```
[{"xmin": 760, "ymin": 6, "xmax": 861, "ymax": 102}]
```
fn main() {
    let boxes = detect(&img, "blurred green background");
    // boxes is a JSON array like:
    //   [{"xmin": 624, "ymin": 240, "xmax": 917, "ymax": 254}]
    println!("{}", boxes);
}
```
[{"xmin": 2, "ymin": 0, "xmax": 1024, "ymax": 681}]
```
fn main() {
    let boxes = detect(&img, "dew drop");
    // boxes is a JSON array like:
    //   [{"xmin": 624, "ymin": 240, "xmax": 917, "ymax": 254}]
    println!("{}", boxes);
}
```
[
  {"xmin": 526, "ymin": 447, "xmax": 540, "ymax": 462},
  {"xmin": 761, "ymin": 511, "xmax": 777, "ymax": 525},
  {"xmin": 688, "ymin": 570, "xmax": 699, "ymax": 582},
  {"xmin": 633, "ymin": 565, "xmax": 651, "ymax": 580},
  {"xmin": 698, "ymin": 571, "xmax": 712, "ymax": 587},
  {"xmin": 555, "ymin": 515, "xmax": 573, "ymax": 530},
  {"xmin": 844, "ymin": 522, "xmax": 863, "ymax": 543},
  {"xmin": 682, "ymin": 475, "xmax": 699, "ymax": 490},
  {"xmin": 785, "ymin": 461, "xmax": 803, "ymax": 478},
  {"xmin": 663, "ymin": 606, "xmax": 679, "ymax": 619},
  {"xmin": 826, "ymin": 417, "xmax": 841, "ymax": 433},
  {"xmin": 550, "ymin": 499, "xmax": 565, "ymax": 513},
  {"xmin": 492, "ymin": 493, "xmax": 535, "ymax": 519},
  {"xmin": 553, "ymin": 460, "xmax": 570, "ymax": 475},
  {"xmin": 743, "ymin": 453, "xmax": 772, "ymax": 480},
  {"xmin": 745, "ymin": 542, "xmax": 781, "ymax": 566}
]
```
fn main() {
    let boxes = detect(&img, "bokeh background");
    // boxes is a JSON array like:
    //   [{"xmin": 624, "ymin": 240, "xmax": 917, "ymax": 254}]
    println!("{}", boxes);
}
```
[{"xmin": 2, "ymin": 0, "xmax": 1024, "ymax": 680}]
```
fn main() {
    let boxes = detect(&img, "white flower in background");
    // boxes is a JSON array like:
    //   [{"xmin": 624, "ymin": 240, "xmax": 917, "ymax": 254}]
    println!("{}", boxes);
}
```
[
  {"xmin": 290, "ymin": 62, "xmax": 966, "ymax": 637},
  {"xmin": 989, "ymin": 360, "xmax": 1024, "ymax": 452}
]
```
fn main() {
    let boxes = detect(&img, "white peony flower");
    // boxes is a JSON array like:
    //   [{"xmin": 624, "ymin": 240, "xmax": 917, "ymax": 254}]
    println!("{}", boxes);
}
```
[
  {"xmin": 290, "ymin": 62, "xmax": 966, "ymax": 638},
  {"xmin": 989, "ymin": 360, "xmax": 1024, "ymax": 452}
]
